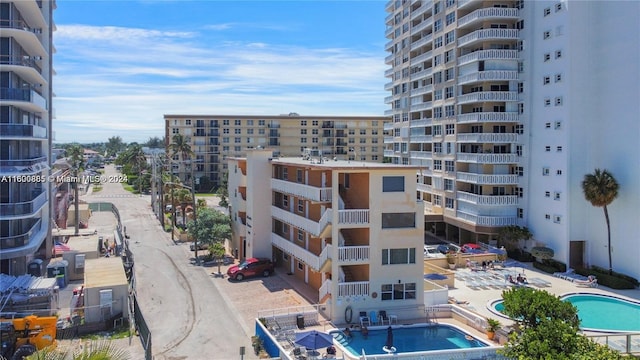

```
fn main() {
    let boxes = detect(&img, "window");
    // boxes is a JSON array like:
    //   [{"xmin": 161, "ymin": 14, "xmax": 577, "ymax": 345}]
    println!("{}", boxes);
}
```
[
  {"xmin": 298, "ymin": 199, "xmax": 304, "ymax": 212},
  {"xmin": 445, "ymin": 105, "xmax": 455, "ymax": 117},
  {"xmin": 555, "ymin": 74, "xmax": 562, "ymax": 82},
  {"xmin": 544, "ymin": 7, "xmax": 551, "ymax": 16},
  {"xmin": 434, "ymin": 1, "xmax": 441, "ymax": 14},
  {"xmin": 445, "ymin": 197, "xmax": 454, "ymax": 208},
  {"xmin": 514, "ymin": 166, "xmax": 524, "ymax": 176},
  {"xmin": 434, "ymin": 107, "xmax": 443, "ymax": 118},
  {"xmin": 445, "ymin": 30, "xmax": 455, "ymax": 45},
  {"xmin": 515, "ymin": 124, "xmax": 524, "ymax": 134},
  {"xmin": 234, "ymin": 128, "xmax": 241, "ymax": 134},
  {"xmin": 282, "ymin": 194, "xmax": 289, "ymax": 207},
  {"xmin": 554, "ymin": 215, "xmax": 562, "ymax": 224},
  {"xmin": 383, "ymin": 176, "xmax": 405, "ymax": 192},
  {"xmin": 555, "ymin": 97, "xmax": 563, "ymax": 106},
  {"xmin": 555, "ymin": 121, "xmax": 562, "ymax": 129},
  {"xmin": 543, "ymin": 76, "xmax": 550, "ymax": 85},
  {"xmin": 297, "ymin": 229, "xmax": 304, "ymax": 241},
  {"xmin": 297, "ymin": 169, "xmax": 303, "ymax": 183},
  {"xmin": 516, "ymin": 145, "xmax": 523, "ymax": 156},
  {"xmin": 381, "ymin": 248, "xmax": 416, "ymax": 265},
  {"xmin": 445, "ymin": 87, "xmax": 454, "ymax": 98},
  {"xmin": 514, "ymin": 187, "xmax": 523, "ymax": 197},
  {"xmin": 518, "ymin": 83, "xmax": 524, "ymax": 93},
  {"xmin": 300, "ymin": 120, "xmax": 307, "ymax": 126},
  {"xmin": 445, "ymin": 49, "xmax": 454, "ymax": 63},
  {"xmin": 297, "ymin": 261, "xmax": 304, "ymax": 271},
  {"xmin": 545, "ymin": 191, "xmax": 551, "ymax": 197},
  {"xmin": 555, "ymin": 50, "xmax": 563, "ymax": 59},
  {"xmin": 445, "ymin": 160, "xmax": 454, "ymax": 172},
  {"xmin": 518, "ymin": 208, "xmax": 524, "ymax": 219},
  {"xmin": 545, "ymin": 146, "xmax": 551, "ymax": 152},
  {"xmin": 444, "ymin": 179, "xmax": 454, "ymax": 190},
  {"xmin": 446, "ymin": 0, "xmax": 455, "ymax": 8},
  {"xmin": 518, "ymin": 102, "xmax": 524, "ymax": 113},
  {"xmin": 300, "ymin": 129, "xmax": 307, "ymax": 135},
  {"xmin": 434, "ymin": 19, "xmax": 442, "ymax": 32},
  {"xmin": 185, "ymin": 119, "xmax": 192, "ymax": 125},
  {"xmin": 556, "ymin": 169, "xmax": 563, "ymax": 175},
  {"xmin": 555, "ymin": 2, "xmax": 562, "ymax": 11},
  {"xmin": 433, "ymin": 54, "xmax": 442, "ymax": 67},
  {"xmin": 380, "ymin": 282, "xmax": 416, "ymax": 301},
  {"xmin": 445, "ymin": 124, "xmax": 455, "ymax": 134},
  {"xmin": 434, "ymin": 89, "xmax": 443, "ymax": 100},
  {"xmin": 382, "ymin": 213, "xmax": 416, "ymax": 228},
  {"xmin": 545, "ymin": 214, "xmax": 551, "ymax": 220},
  {"xmin": 433, "ymin": 195, "xmax": 441, "ymax": 207},
  {"xmin": 433, "ymin": 160, "xmax": 442, "ymax": 170},
  {"xmin": 544, "ymin": 53, "xmax": 551, "ymax": 62},
  {"xmin": 544, "ymin": 98, "xmax": 551, "ymax": 106},
  {"xmin": 543, "ymin": 31, "xmax": 551, "ymax": 40},
  {"xmin": 556, "ymin": 146, "xmax": 563, "ymax": 152},
  {"xmin": 282, "ymin": 222, "xmax": 289, "ymax": 234},
  {"xmin": 235, "ymin": 120, "xmax": 241, "ymax": 126},
  {"xmin": 543, "ymin": 167, "xmax": 550, "ymax": 176},
  {"xmin": 445, "ymin": 68, "xmax": 454, "ymax": 81},
  {"xmin": 554, "ymin": 192, "xmax": 561, "ymax": 200},
  {"xmin": 545, "ymin": 122, "xmax": 551, "ymax": 129},
  {"xmin": 434, "ymin": 36, "xmax": 443, "ymax": 48},
  {"xmin": 234, "ymin": 137, "xmax": 241, "ymax": 143}
]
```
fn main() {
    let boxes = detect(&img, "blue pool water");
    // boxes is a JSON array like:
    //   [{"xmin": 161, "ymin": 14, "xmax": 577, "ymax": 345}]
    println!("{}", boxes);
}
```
[
  {"xmin": 490, "ymin": 293, "xmax": 640, "ymax": 332},
  {"xmin": 331, "ymin": 324, "xmax": 487, "ymax": 356}
]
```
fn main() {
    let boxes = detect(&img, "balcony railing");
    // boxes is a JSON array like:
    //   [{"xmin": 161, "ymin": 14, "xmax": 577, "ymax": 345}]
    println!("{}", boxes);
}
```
[
  {"xmin": 0, "ymin": 88, "xmax": 47, "ymax": 110},
  {"xmin": 384, "ymin": 136, "xmax": 394, "ymax": 144},
  {"xmin": 338, "ymin": 209, "xmax": 369, "ymax": 225},
  {"xmin": 457, "ymin": 153, "xmax": 518, "ymax": 164},
  {"xmin": 0, "ymin": 124, "xmax": 47, "ymax": 138},
  {"xmin": 384, "ymin": 149, "xmax": 396, "ymax": 157},
  {"xmin": 271, "ymin": 233, "xmax": 328, "ymax": 271},
  {"xmin": 456, "ymin": 133, "xmax": 519, "ymax": 143},
  {"xmin": 457, "ymin": 29, "xmax": 520, "ymax": 47},
  {"xmin": 338, "ymin": 245, "xmax": 370, "ymax": 263},
  {"xmin": 410, "ymin": 118, "xmax": 432, "ymax": 128},
  {"xmin": 458, "ymin": 49, "xmax": 519, "ymax": 65},
  {"xmin": 456, "ymin": 211, "xmax": 518, "ymax": 226},
  {"xmin": 0, "ymin": 55, "xmax": 43, "ymax": 73},
  {"xmin": 319, "ymin": 279, "xmax": 332, "ymax": 302},
  {"xmin": 411, "ymin": 19, "xmax": 432, "ymax": 34},
  {"xmin": 338, "ymin": 281, "xmax": 369, "ymax": 298},
  {"xmin": 457, "ymin": 91, "xmax": 519, "ymax": 104},
  {"xmin": 411, "ymin": 67, "xmax": 433, "ymax": 80},
  {"xmin": 271, "ymin": 179, "xmax": 332, "ymax": 202},
  {"xmin": 456, "ymin": 172, "xmax": 519, "ymax": 185},
  {"xmin": 410, "ymin": 101, "xmax": 433, "ymax": 111},
  {"xmin": 0, "ymin": 218, "xmax": 42, "ymax": 250},
  {"xmin": 0, "ymin": 190, "xmax": 47, "ymax": 218},
  {"xmin": 383, "ymin": 122, "xmax": 394, "ymax": 131},
  {"xmin": 410, "ymin": 33, "xmax": 433, "ymax": 51},
  {"xmin": 458, "ymin": 70, "xmax": 519, "ymax": 85},
  {"xmin": 457, "ymin": 112, "xmax": 519, "ymax": 123},
  {"xmin": 412, "ymin": 50, "xmax": 433, "ymax": 64},
  {"xmin": 417, "ymin": 183, "xmax": 433, "ymax": 193},
  {"xmin": 458, "ymin": 8, "xmax": 520, "ymax": 28},
  {"xmin": 0, "ymin": 156, "xmax": 48, "ymax": 173},
  {"xmin": 410, "ymin": 151, "xmax": 432, "ymax": 160},
  {"xmin": 411, "ymin": 84, "xmax": 433, "ymax": 96},
  {"xmin": 457, "ymin": 191, "xmax": 519, "ymax": 206}
]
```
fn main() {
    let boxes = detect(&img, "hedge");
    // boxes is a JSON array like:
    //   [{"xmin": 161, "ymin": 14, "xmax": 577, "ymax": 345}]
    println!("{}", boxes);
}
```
[{"xmin": 574, "ymin": 267, "xmax": 637, "ymax": 289}]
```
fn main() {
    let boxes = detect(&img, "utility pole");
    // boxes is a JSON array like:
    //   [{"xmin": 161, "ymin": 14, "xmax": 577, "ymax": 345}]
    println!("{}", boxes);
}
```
[{"xmin": 191, "ymin": 160, "xmax": 199, "ymax": 265}]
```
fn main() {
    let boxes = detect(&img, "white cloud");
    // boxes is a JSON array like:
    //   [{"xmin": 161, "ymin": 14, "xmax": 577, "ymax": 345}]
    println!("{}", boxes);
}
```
[{"xmin": 53, "ymin": 24, "xmax": 387, "ymax": 143}]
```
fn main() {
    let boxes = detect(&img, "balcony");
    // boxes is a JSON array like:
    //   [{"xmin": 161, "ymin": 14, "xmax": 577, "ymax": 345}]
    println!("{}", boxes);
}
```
[
  {"xmin": 411, "ymin": 135, "xmax": 433, "ymax": 143},
  {"xmin": 456, "ymin": 133, "xmax": 519, "ymax": 143},
  {"xmin": 410, "ymin": 101, "xmax": 433, "ymax": 112},
  {"xmin": 412, "ymin": 50, "xmax": 433, "ymax": 64},
  {"xmin": 384, "ymin": 81, "xmax": 394, "ymax": 91},
  {"xmin": 457, "ymin": 153, "xmax": 518, "ymax": 164},
  {"xmin": 271, "ymin": 179, "xmax": 332, "ymax": 202},
  {"xmin": 410, "ymin": 33, "xmax": 433, "ymax": 51},
  {"xmin": 458, "ymin": 49, "xmax": 519, "ymax": 65},
  {"xmin": 456, "ymin": 211, "xmax": 518, "ymax": 226},
  {"xmin": 338, "ymin": 281, "xmax": 369, "ymax": 298},
  {"xmin": 411, "ymin": 67, "xmax": 433, "ymax": 80},
  {"xmin": 383, "ymin": 149, "xmax": 396, "ymax": 157},
  {"xmin": 383, "ymin": 122, "xmax": 395, "ymax": 131},
  {"xmin": 384, "ymin": 68, "xmax": 394, "ymax": 77},
  {"xmin": 271, "ymin": 233, "xmax": 332, "ymax": 271},
  {"xmin": 457, "ymin": 191, "xmax": 519, "ymax": 206},
  {"xmin": 338, "ymin": 209, "xmax": 370, "ymax": 226},
  {"xmin": 410, "ymin": 118, "xmax": 432, "ymax": 128},
  {"xmin": 411, "ymin": 84, "xmax": 433, "ymax": 96},
  {"xmin": 0, "ymin": 124, "xmax": 47, "ymax": 139},
  {"xmin": 456, "ymin": 172, "xmax": 519, "ymax": 185},
  {"xmin": 457, "ymin": 91, "xmax": 518, "ymax": 104},
  {"xmin": 0, "ymin": 88, "xmax": 47, "ymax": 112},
  {"xmin": 411, "ymin": 19, "xmax": 432, "ymax": 35},
  {"xmin": 0, "ymin": 218, "xmax": 43, "ymax": 251},
  {"xmin": 0, "ymin": 190, "xmax": 47, "ymax": 219},
  {"xmin": 457, "ymin": 70, "xmax": 519, "ymax": 85},
  {"xmin": 457, "ymin": 29, "xmax": 520, "ymax": 47},
  {"xmin": 417, "ymin": 183, "xmax": 433, "ymax": 193},
  {"xmin": 410, "ymin": 151, "xmax": 432, "ymax": 160},
  {"xmin": 383, "ymin": 137, "xmax": 394, "ymax": 144},
  {"xmin": 272, "ymin": 206, "xmax": 333, "ymax": 237},
  {"xmin": 458, "ymin": 8, "xmax": 520, "ymax": 28},
  {"xmin": 385, "ymin": 53, "xmax": 394, "ymax": 64},
  {"xmin": 384, "ymin": 109, "xmax": 395, "ymax": 116},
  {"xmin": 0, "ymin": 156, "xmax": 48, "ymax": 174},
  {"xmin": 338, "ymin": 245, "xmax": 370, "ymax": 263},
  {"xmin": 457, "ymin": 112, "xmax": 519, "ymax": 124},
  {"xmin": 410, "ymin": 1, "xmax": 432, "ymax": 20}
]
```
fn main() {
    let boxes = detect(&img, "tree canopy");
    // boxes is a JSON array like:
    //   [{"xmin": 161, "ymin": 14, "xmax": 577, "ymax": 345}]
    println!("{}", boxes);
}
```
[{"xmin": 186, "ymin": 208, "xmax": 231, "ymax": 249}]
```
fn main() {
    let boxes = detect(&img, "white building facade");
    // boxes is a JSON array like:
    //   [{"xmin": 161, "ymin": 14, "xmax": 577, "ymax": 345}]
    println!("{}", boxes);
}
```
[
  {"xmin": 384, "ymin": 0, "xmax": 640, "ymax": 279},
  {"xmin": 0, "ymin": 0, "xmax": 56, "ymax": 274}
]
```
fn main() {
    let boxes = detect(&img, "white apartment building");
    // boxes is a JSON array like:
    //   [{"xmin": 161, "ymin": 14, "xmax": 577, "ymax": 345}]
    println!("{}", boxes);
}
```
[
  {"xmin": 0, "ymin": 0, "xmax": 56, "ymax": 274},
  {"xmin": 384, "ymin": 0, "xmax": 640, "ymax": 280},
  {"xmin": 228, "ymin": 149, "xmax": 426, "ymax": 322}
]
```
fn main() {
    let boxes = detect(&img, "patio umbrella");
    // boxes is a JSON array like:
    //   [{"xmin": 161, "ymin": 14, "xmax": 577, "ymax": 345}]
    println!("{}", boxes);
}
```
[
  {"xmin": 424, "ymin": 273, "xmax": 447, "ymax": 280},
  {"xmin": 384, "ymin": 326, "xmax": 395, "ymax": 352},
  {"xmin": 294, "ymin": 330, "xmax": 334, "ymax": 350}
]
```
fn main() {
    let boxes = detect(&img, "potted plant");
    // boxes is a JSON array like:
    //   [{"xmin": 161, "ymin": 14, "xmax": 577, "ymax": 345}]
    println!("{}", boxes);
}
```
[
  {"xmin": 486, "ymin": 318, "xmax": 501, "ymax": 340},
  {"xmin": 446, "ymin": 252, "xmax": 457, "ymax": 269}
]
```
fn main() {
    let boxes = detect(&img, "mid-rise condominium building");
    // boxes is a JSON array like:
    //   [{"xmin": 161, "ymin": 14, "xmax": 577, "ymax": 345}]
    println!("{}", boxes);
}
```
[
  {"xmin": 164, "ymin": 114, "xmax": 388, "ymax": 190},
  {"xmin": 0, "ymin": 0, "xmax": 56, "ymax": 274},
  {"xmin": 384, "ymin": 0, "xmax": 639, "ymax": 279},
  {"xmin": 228, "ymin": 149, "xmax": 425, "ymax": 323}
]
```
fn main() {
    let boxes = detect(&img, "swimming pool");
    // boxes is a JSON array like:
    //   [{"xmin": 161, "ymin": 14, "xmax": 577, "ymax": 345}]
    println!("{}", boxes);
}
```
[
  {"xmin": 489, "ymin": 293, "xmax": 640, "ymax": 332},
  {"xmin": 330, "ymin": 324, "xmax": 488, "ymax": 357}
]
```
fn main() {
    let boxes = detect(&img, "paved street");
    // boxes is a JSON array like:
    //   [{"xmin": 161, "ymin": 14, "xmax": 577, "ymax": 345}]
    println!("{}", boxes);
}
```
[{"xmin": 81, "ymin": 165, "xmax": 314, "ymax": 359}]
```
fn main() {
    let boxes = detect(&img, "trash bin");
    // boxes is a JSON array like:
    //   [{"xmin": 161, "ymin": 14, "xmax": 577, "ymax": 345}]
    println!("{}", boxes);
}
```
[{"xmin": 296, "ymin": 314, "xmax": 305, "ymax": 330}]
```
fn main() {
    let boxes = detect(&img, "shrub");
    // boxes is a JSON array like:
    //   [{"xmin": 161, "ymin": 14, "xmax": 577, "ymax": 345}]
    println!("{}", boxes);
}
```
[
  {"xmin": 532, "ymin": 261, "xmax": 557, "ymax": 274},
  {"xmin": 590, "ymin": 266, "xmax": 639, "ymax": 286}
]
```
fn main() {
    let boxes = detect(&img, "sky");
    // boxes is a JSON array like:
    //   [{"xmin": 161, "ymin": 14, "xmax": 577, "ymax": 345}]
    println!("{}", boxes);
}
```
[{"xmin": 53, "ymin": 0, "xmax": 389, "ymax": 144}]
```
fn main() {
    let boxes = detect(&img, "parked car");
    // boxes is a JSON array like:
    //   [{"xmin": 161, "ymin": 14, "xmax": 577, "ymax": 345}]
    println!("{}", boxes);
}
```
[
  {"xmin": 190, "ymin": 242, "xmax": 208, "ymax": 251},
  {"xmin": 461, "ymin": 243, "xmax": 483, "ymax": 253},
  {"xmin": 436, "ymin": 243, "xmax": 461, "ymax": 255},
  {"xmin": 227, "ymin": 257, "xmax": 274, "ymax": 281},
  {"xmin": 424, "ymin": 245, "xmax": 445, "ymax": 258}
]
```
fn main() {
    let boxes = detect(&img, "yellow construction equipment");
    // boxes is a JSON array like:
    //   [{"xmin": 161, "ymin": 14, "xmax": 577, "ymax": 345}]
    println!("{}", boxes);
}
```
[{"xmin": 1, "ymin": 315, "xmax": 57, "ymax": 360}]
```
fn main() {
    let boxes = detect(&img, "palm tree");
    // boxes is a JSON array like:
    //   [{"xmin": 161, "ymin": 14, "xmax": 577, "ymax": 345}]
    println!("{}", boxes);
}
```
[
  {"xmin": 169, "ymin": 134, "xmax": 194, "ymax": 185},
  {"xmin": 582, "ymin": 169, "xmax": 619, "ymax": 274},
  {"xmin": 66, "ymin": 144, "xmax": 84, "ymax": 235},
  {"xmin": 117, "ymin": 144, "xmax": 148, "ymax": 193},
  {"xmin": 27, "ymin": 339, "xmax": 130, "ymax": 360}
]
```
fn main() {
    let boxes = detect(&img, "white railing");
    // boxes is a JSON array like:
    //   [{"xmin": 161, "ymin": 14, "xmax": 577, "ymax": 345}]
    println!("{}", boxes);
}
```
[
  {"xmin": 271, "ymin": 206, "xmax": 332, "ymax": 237},
  {"xmin": 338, "ymin": 281, "xmax": 369, "ymax": 297},
  {"xmin": 457, "ymin": 0, "xmax": 473, "ymax": 8},
  {"xmin": 458, "ymin": 49, "xmax": 519, "ymax": 65},
  {"xmin": 410, "ymin": 151, "xmax": 432, "ymax": 160},
  {"xmin": 338, "ymin": 209, "xmax": 369, "ymax": 225},
  {"xmin": 271, "ymin": 233, "xmax": 321, "ymax": 270},
  {"xmin": 458, "ymin": 7, "xmax": 520, "ymax": 27},
  {"xmin": 318, "ymin": 243, "xmax": 332, "ymax": 269},
  {"xmin": 456, "ymin": 172, "xmax": 519, "ymax": 185},
  {"xmin": 411, "ymin": 18, "xmax": 432, "ymax": 34},
  {"xmin": 410, "ymin": 84, "xmax": 432, "ymax": 96},
  {"xmin": 457, "ymin": 70, "xmax": 519, "ymax": 85},
  {"xmin": 383, "ymin": 122, "xmax": 394, "ymax": 131},
  {"xmin": 412, "ymin": 50, "xmax": 433, "ymax": 64},
  {"xmin": 456, "ymin": 211, "xmax": 518, "ymax": 226},
  {"xmin": 456, "ymin": 133, "xmax": 519, "ymax": 143},
  {"xmin": 319, "ymin": 279, "xmax": 332, "ymax": 302},
  {"xmin": 410, "ymin": 101, "xmax": 433, "ymax": 111},
  {"xmin": 456, "ymin": 191, "xmax": 519, "ymax": 205},
  {"xmin": 383, "ymin": 149, "xmax": 396, "ymax": 157},
  {"xmin": 318, "ymin": 208, "xmax": 333, "ymax": 233},
  {"xmin": 337, "ymin": 245, "xmax": 369, "ymax": 262},
  {"xmin": 411, "ymin": 66, "xmax": 433, "ymax": 80},
  {"xmin": 458, "ymin": 28, "xmax": 520, "ymax": 47},
  {"xmin": 410, "ymin": 0, "xmax": 432, "ymax": 20},
  {"xmin": 457, "ymin": 153, "xmax": 518, "ymax": 164},
  {"xmin": 457, "ymin": 112, "xmax": 519, "ymax": 123},
  {"xmin": 417, "ymin": 183, "xmax": 433, "ymax": 193},
  {"xmin": 410, "ymin": 118, "xmax": 432, "ymax": 127},
  {"xmin": 410, "ymin": 33, "xmax": 433, "ymax": 51},
  {"xmin": 384, "ymin": 136, "xmax": 394, "ymax": 144},
  {"xmin": 270, "ymin": 179, "xmax": 332, "ymax": 202},
  {"xmin": 457, "ymin": 91, "xmax": 519, "ymax": 104},
  {"xmin": 411, "ymin": 135, "xmax": 433, "ymax": 143}
]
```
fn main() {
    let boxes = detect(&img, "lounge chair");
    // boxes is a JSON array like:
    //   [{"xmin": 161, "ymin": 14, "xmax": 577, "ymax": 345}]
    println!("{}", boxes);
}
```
[
  {"xmin": 575, "ymin": 275, "xmax": 598, "ymax": 288},
  {"xmin": 379, "ymin": 310, "xmax": 390, "ymax": 325},
  {"xmin": 369, "ymin": 310, "xmax": 378, "ymax": 325},
  {"xmin": 359, "ymin": 311, "xmax": 370, "ymax": 327}
]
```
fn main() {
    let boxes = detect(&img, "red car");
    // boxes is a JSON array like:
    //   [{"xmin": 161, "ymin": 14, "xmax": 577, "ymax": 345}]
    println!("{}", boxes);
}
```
[
  {"xmin": 227, "ymin": 257, "xmax": 274, "ymax": 281},
  {"xmin": 461, "ymin": 243, "xmax": 483, "ymax": 253}
]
